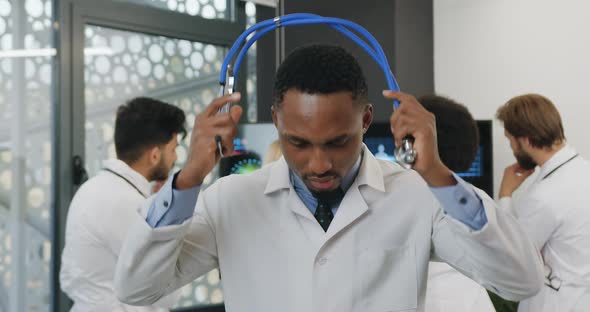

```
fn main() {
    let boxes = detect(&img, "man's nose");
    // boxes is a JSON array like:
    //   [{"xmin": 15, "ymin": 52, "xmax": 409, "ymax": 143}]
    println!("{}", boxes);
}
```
[{"xmin": 308, "ymin": 148, "xmax": 332, "ymax": 174}]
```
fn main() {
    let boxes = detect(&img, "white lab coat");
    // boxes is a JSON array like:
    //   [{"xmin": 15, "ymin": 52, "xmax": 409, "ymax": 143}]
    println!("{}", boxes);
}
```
[
  {"xmin": 498, "ymin": 145, "xmax": 590, "ymax": 312},
  {"xmin": 60, "ymin": 159, "xmax": 179, "ymax": 312},
  {"xmin": 115, "ymin": 146, "xmax": 543, "ymax": 312},
  {"xmin": 425, "ymin": 262, "xmax": 496, "ymax": 312}
]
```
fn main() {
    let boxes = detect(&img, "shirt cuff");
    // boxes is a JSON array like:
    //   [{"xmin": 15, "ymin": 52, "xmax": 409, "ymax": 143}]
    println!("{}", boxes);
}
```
[
  {"xmin": 145, "ymin": 171, "xmax": 201, "ymax": 228},
  {"xmin": 429, "ymin": 173, "xmax": 488, "ymax": 230}
]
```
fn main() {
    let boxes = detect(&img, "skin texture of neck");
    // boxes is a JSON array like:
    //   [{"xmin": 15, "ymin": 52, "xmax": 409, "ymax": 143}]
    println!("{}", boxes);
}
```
[
  {"xmin": 128, "ymin": 159, "xmax": 152, "ymax": 181},
  {"xmin": 530, "ymin": 141, "xmax": 566, "ymax": 167}
]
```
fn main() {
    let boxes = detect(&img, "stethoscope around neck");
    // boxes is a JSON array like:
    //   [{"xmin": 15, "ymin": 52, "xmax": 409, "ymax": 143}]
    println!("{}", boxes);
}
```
[{"xmin": 217, "ymin": 13, "xmax": 417, "ymax": 169}]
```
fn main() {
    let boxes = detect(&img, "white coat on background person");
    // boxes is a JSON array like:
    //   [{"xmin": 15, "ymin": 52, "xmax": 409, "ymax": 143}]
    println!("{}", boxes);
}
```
[
  {"xmin": 419, "ymin": 95, "xmax": 496, "ymax": 312},
  {"xmin": 426, "ymin": 262, "xmax": 497, "ymax": 312},
  {"xmin": 60, "ymin": 97, "xmax": 187, "ymax": 312},
  {"xmin": 498, "ymin": 146, "xmax": 590, "ymax": 312},
  {"xmin": 114, "ymin": 46, "xmax": 543, "ymax": 312},
  {"xmin": 60, "ymin": 159, "xmax": 180, "ymax": 312},
  {"xmin": 496, "ymin": 94, "xmax": 590, "ymax": 312}
]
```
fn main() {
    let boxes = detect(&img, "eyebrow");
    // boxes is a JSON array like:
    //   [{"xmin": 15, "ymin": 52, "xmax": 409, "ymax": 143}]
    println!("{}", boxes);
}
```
[{"xmin": 285, "ymin": 133, "xmax": 350, "ymax": 145}]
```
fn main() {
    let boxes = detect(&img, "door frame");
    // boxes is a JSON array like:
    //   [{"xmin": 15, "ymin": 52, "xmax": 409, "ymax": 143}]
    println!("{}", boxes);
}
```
[{"xmin": 52, "ymin": 1, "xmax": 245, "ymax": 311}]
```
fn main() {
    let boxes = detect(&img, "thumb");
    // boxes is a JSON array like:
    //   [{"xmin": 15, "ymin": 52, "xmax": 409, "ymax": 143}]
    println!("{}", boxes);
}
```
[{"xmin": 230, "ymin": 104, "xmax": 243, "ymax": 123}]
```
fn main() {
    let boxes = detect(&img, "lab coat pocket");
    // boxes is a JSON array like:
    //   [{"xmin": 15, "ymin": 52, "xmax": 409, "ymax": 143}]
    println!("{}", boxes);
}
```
[{"xmin": 358, "ymin": 245, "xmax": 418, "ymax": 312}]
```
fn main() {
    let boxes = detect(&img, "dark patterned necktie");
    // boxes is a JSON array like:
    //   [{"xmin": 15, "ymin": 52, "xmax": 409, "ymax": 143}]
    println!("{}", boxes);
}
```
[
  {"xmin": 314, "ymin": 200, "xmax": 333, "ymax": 232},
  {"xmin": 313, "ymin": 188, "xmax": 344, "ymax": 232}
]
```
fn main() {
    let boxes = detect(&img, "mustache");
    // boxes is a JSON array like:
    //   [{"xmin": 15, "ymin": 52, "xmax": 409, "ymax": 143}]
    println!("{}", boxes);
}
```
[{"xmin": 303, "ymin": 172, "xmax": 340, "ymax": 180}]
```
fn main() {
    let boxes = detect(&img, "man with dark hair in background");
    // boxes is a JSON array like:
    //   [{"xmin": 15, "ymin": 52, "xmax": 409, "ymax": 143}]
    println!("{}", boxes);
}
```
[
  {"xmin": 114, "ymin": 45, "xmax": 543, "ymax": 312},
  {"xmin": 420, "ymin": 95, "xmax": 496, "ymax": 312},
  {"xmin": 60, "ymin": 97, "xmax": 187, "ymax": 312},
  {"xmin": 496, "ymin": 94, "xmax": 590, "ymax": 312}
]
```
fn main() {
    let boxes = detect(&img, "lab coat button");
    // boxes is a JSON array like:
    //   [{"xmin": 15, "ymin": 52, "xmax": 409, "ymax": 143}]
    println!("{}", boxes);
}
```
[
  {"xmin": 550, "ymin": 277, "xmax": 562, "ymax": 290},
  {"xmin": 318, "ymin": 257, "xmax": 327, "ymax": 265},
  {"xmin": 163, "ymin": 200, "xmax": 169, "ymax": 207},
  {"xmin": 459, "ymin": 197, "xmax": 467, "ymax": 204}
]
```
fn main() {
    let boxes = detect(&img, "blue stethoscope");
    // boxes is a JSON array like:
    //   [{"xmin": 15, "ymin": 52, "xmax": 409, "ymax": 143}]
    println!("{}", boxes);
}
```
[{"xmin": 218, "ymin": 13, "xmax": 416, "ymax": 168}]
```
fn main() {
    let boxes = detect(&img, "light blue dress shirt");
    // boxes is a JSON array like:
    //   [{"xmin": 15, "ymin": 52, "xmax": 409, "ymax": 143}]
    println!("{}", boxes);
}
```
[
  {"xmin": 146, "ymin": 157, "xmax": 487, "ymax": 230},
  {"xmin": 145, "ymin": 173, "xmax": 200, "ymax": 227}
]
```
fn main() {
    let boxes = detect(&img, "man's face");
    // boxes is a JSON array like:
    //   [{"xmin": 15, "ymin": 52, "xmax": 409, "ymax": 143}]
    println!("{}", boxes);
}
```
[
  {"xmin": 505, "ymin": 130, "xmax": 537, "ymax": 170},
  {"xmin": 148, "ymin": 134, "xmax": 179, "ymax": 181},
  {"xmin": 272, "ymin": 90, "xmax": 372, "ymax": 194}
]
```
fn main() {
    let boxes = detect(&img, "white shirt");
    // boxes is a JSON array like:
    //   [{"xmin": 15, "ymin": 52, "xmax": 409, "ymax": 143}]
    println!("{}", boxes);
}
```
[
  {"xmin": 60, "ymin": 159, "xmax": 179, "ymax": 312},
  {"xmin": 115, "ymin": 147, "xmax": 543, "ymax": 312},
  {"xmin": 425, "ymin": 262, "xmax": 496, "ymax": 312},
  {"xmin": 499, "ymin": 145, "xmax": 590, "ymax": 312}
]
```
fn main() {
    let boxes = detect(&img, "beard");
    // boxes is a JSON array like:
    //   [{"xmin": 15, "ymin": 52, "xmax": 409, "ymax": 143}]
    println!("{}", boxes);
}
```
[
  {"xmin": 310, "ymin": 187, "xmax": 344, "ymax": 203},
  {"xmin": 304, "ymin": 172, "xmax": 344, "ymax": 203},
  {"xmin": 516, "ymin": 154, "xmax": 536, "ymax": 170},
  {"xmin": 148, "ymin": 158, "xmax": 172, "ymax": 181},
  {"xmin": 515, "ymin": 151, "xmax": 537, "ymax": 170}
]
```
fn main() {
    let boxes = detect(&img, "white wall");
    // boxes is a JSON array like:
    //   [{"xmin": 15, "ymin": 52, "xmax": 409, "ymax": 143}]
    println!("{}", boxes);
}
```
[{"xmin": 434, "ymin": 0, "xmax": 590, "ymax": 197}]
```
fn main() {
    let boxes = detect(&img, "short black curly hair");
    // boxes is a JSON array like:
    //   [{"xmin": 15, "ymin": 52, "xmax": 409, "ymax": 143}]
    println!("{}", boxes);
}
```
[
  {"xmin": 419, "ymin": 95, "xmax": 479, "ymax": 173},
  {"xmin": 272, "ymin": 44, "xmax": 368, "ymax": 107}
]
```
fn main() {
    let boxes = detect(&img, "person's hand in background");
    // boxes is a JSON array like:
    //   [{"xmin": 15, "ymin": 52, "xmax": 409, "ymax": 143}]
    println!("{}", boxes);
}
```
[{"xmin": 499, "ymin": 163, "xmax": 534, "ymax": 198}]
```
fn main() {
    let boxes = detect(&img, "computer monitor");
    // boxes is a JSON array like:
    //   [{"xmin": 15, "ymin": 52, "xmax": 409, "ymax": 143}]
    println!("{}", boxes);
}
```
[
  {"xmin": 363, "ymin": 121, "xmax": 494, "ymax": 197},
  {"xmin": 217, "ymin": 124, "xmax": 279, "ymax": 178},
  {"xmin": 218, "ymin": 138, "xmax": 262, "ymax": 177}
]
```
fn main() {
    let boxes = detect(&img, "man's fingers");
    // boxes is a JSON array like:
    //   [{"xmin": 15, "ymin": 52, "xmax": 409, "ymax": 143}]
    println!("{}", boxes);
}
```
[
  {"xmin": 518, "ymin": 168, "xmax": 534, "ymax": 176},
  {"xmin": 220, "ymin": 135, "xmax": 235, "ymax": 156},
  {"xmin": 202, "ymin": 103, "xmax": 243, "ymax": 127},
  {"xmin": 506, "ymin": 163, "xmax": 519, "ymax": 172},
  {"xmin": 382, "ymin": 90, "xmax": 415, "ymax": 103},
  {"xmin": 204, "ymin": 92, "xmax": 241, "ymax": 116},
  {"xmin": 382, "ymin": 90, "xmax": 403, "ymax": 100},
  {"xmin": 506, "ymin": 163, "xmax": 533, "ymax": 177},
  {"xmin": 229, "ymin": 104, "xmax": 243, "ymax": 124},
  {"xmin": 211, "ymin": 129, "xmax": 236, "ymax": 157},
  {"xmin": 390, "ymin": 111, "xmax": 420, "ymax": 146},
  {"xmin": 207, "ymin": 113, "xmax": 240, "ymax": 155},
  {"xmin": 391, "ymin": 122, "xmax": 411, "ymax": 147}
]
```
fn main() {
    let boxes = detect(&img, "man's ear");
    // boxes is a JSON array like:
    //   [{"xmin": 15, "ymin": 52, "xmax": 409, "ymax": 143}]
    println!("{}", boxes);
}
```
[
  {"xmin": 147, "ymin": 145, "xmax": 161, "ymax": 166},
  {"xmin": 518, "ymin": 136, "xmax": 533, "ymax": 149},
  {"xmin": 362, "ymin": 103, "xmax": 373, "ymax": 131},
  {"xmin": 271, "ymin": 105, "xmax": 278, "ymax": 128}
]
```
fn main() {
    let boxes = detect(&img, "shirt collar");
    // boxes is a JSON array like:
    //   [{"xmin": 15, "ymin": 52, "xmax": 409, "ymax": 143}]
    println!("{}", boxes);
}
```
[
  {"xmin": 539, "ymin": 144, "xmax": 577, "ymax": 178},
  {"xmin": 264, "ymin": 144, "xmax": 389, "ymax": 195},
  {"xmin": 103, "ymin": 159, "xmax": 151, "ymax": 197}
]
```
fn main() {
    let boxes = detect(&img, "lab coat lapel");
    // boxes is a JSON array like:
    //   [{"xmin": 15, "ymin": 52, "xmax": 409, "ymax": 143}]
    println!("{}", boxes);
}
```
[
  {"xmin": 264, "ymin": 157, "xmax": 326, "ymax": 245},
  {"xmin": 263, "ymin": 156, "xmax": 291, "ymax": 195},
  {"xmin": 285, "ymin": 186, "xmax": 318, "ymax": 223},
  {"xmin": 326, "ymin": 146, "xmax": 388, "ymax": 239},
  {"xmin": 286, "ymin": 188, "xmax": 327, "ymax": 247},
  {"xmin": 325, "ymin": 185, "xmax": 368, "ymax": 238}
]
